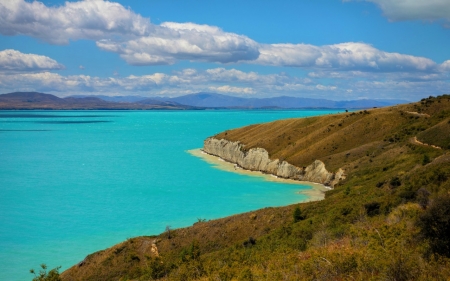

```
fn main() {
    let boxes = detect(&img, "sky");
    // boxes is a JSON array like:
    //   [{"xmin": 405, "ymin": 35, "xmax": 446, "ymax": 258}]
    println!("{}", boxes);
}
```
[{"xmin": 0, "ymin": 0, "xmax": 449, "ymax": 101}]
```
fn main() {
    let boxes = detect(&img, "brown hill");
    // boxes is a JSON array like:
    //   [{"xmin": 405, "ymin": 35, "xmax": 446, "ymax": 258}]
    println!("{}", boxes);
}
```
[{"xmin": 60, "ymin": 95, "xmax": 450, "ymax": 281}]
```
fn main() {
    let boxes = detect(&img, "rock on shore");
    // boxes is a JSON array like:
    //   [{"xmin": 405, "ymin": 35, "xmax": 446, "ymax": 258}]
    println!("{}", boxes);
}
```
[{"xmin": 203, "ymin": 137, "xmax": 345, "ymax": 187}]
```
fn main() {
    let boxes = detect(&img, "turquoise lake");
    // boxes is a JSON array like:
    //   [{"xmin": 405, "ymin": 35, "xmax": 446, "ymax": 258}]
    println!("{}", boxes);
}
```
[{"xmin": 0, "ymin": 109, "xmax": 340, "ymax": 280}]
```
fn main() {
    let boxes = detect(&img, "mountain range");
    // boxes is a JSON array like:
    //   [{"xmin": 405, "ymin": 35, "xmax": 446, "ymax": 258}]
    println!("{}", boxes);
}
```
[
  {"xmin": 0, "ymin": 92, "xmax": 408, "ymax": 110},
  {"xmin": 147, "ymin": 92, "xmax": 406, "ymax": 108},
  {"xmin": 0, "ymin": 92, "xmax": 195, "ymax": 110}
]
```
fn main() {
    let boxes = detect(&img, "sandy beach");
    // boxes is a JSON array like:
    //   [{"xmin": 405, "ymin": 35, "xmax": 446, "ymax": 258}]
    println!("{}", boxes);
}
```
[{"xmin": 187, "ymin": 148, "xmax": 329, "ymax": 202}]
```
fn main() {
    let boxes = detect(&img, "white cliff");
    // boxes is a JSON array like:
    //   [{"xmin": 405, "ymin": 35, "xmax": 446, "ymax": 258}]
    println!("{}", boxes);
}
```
[{"xmin": 203, "ymin": 137, "xmax": 345, "ymax": 188}]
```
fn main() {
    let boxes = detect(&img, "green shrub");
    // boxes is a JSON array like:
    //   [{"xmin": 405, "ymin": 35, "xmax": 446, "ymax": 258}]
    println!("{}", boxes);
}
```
[
  {"xmin": 390, "ymin": 177, "xmax": 402, "ymax": 188},
  {"xmin": 293, "ymin": 206, "xmax": 304, "ymax": 222},
  {"xmin": 364, "ymin": 202, "xmax": 380, "ymax": 217},
  {"xmin": 423, "ymin": 154, "xmax": 431, "ymax": 165},
  {"xmin": 418, "ymin": 194, "xmax": 450, "ymax": 257},
  {"xmin": 30, "ymin": 264, "xmax": 61, "ymax": 281}
]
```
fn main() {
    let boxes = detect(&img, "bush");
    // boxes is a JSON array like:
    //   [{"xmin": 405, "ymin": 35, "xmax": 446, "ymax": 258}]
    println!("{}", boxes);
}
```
[
  {"xmin": 418, "ymin": 194, "xmax": 450, "ymax": 257},
  {"xmin": 146, "ymin": 257, "xmax": 166, "ymax": 279},
  {"xmin": 416, "ymin": 188, "xmax": 430, "ymax": 209},
  {"xmin": 390, "ymin": 177, "xmax": 402, "ymax": 188},
  {"xmin": 364, "ymin": 202, "xmax": 380, "ymax": 217},
  {"xmin": 423, "ymin": 154, "xmax": 431, "ymax": 165},
  {"xmin": 293, "ymin": 206, "xmax": 304, "ymax": 222},
  {"xmin": 30, "ymin": 264, "xmax": 61, "ymax": 281}
]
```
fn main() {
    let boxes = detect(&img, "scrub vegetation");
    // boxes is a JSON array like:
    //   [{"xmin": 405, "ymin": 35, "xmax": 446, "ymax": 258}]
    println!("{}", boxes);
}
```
[{"xmin": 60, "ymin": 95, "xmax": 450, "ymax": 280}]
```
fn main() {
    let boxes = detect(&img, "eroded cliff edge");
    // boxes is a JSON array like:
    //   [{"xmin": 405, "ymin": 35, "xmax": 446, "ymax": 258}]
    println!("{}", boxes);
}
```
[{"xmin": 203, "ymin": 137, "xmax": 345, "ymax": 188}]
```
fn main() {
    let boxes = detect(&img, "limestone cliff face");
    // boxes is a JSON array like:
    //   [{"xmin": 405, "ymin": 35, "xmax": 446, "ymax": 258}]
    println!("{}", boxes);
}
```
[{"xmin": 203, "ymin": 137, "xmax": 345, "ymax": 187}]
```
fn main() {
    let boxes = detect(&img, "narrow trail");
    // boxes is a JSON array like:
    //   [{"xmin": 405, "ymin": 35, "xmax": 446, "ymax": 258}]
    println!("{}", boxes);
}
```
[
  {"xmin": 405, "ymin": 111, "xmax": 430, "ymax": 118},
  {"xmin": 411, "ymin": 136, "xmax": 442, "ymax": 149}
]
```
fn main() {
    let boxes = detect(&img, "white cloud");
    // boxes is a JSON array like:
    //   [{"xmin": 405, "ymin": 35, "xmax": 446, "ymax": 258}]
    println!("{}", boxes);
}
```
[
  {"xmin": 316, "ymin": 84, "xmax": 337, "ymax": 91},
  {"xmin": 0, "ymin": 0, "xmax": 151, "ymax": 44},
  {"xmin": 97, "ymin": 22, "xmax": 259, "ymax": 65},
  {"xmin": 440, "ymin": 60, "xmax": 450, "ymax": 71},
  {"xmin": 0, "ymin": 0, "xmax": 259, "ymax": 64},
  {"xmin": 1, "ymin": 0, "xmax": 445, "ymax": 73},
  {"xmin": 208, "ymin": 85, "xmax": 255, "ymax": 94},
  {"xmin": 347, "ymin": 0, "xmax": 450, "ymax": 26},
  {"xmin": 0, "ymin": 68, "xmax": 310, "ymax": 97},
  {"xmin": 0, "ymin": 49, "xmax": 64, "ymax": 72},
  {"xmin": 257, "ymin": 42, "xmax": 438, "ymax": 72}
]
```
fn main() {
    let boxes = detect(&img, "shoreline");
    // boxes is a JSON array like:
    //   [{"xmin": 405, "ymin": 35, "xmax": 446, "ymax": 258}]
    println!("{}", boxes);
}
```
[{"xmin": 187, "ymin": 148, "xmax": 329, "ymax": 203}]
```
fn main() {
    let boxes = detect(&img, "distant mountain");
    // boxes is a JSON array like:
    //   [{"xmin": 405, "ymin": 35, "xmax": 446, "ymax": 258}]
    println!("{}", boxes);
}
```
[
  {"xmin": 68, "ymin": 95, "xmax": 147, "ymax": 103},
  {"xmin": 154, "ymin": 92, "xmax": 408, "ymax": 109},
  {"xmin": 0, "ymin": 92, "xmax": 197, "ymax": 110},
  {"xmin": 136, "ymin": 98, "xmax": 184, "ymax": 107},
  {"xmin": 0, "ymin": 92, "xmax": 409, "ymax": 110}
]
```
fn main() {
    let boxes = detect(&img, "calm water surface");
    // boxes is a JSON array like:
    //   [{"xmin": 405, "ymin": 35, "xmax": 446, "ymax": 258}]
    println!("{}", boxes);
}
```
[{"xmin": 0, "ymin": 109, "xmax": 340, "ymax": 280}]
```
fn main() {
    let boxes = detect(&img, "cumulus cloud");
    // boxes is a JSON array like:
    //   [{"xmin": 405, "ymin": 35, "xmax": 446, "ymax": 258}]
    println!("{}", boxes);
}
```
[
  {"xmin": 97, "ymin": 22, "xmax": 259, "ymax": 65},
  {"xmin": 0, "ymin": 0, "xmax": 152, "ymax": 44},
  {"xmin": 440, "ymin": 60, "xmax": 450, "ymax": 71},
  {"xmin": 0, "ymin": 0, "xmax": 259, "ymax": 64},
  {"xmin": 257, "ymin": 42, "xmax": 438, "ymax": 72},
  {"xmin": 0, "ymin": 49, "xmax": 64, "ymax": 72}
]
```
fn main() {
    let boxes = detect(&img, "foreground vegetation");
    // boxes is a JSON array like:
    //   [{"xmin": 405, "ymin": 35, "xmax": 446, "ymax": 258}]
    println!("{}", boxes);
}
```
[{"xmin": 60, "ymin": 95, "xmax": 450, "ymax": 280}]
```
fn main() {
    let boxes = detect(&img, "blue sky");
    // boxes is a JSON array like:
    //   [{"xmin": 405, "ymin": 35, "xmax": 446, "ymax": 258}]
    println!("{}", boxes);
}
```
[{"xmin": 0, "ymin": 0, "xmax": 449, "ymax": 101}]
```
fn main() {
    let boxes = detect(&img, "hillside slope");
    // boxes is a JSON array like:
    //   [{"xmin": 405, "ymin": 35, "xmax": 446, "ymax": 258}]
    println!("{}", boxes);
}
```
[{"xmin": 61, "ymin": 95, "xmax": 450, "ymax": 281}]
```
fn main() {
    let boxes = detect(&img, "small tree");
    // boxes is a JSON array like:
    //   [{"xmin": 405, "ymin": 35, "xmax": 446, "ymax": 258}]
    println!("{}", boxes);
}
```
[
  {"xmin": 30, "ymin": 264, "xmax": 61, "ymax": 281},
  {"xmin": 165, "ymin": 225, "xmax": 172, "ymax": 239},
  {"xmin": 293, "ymin": 206, "xmax": 304, "ymax": 222}
]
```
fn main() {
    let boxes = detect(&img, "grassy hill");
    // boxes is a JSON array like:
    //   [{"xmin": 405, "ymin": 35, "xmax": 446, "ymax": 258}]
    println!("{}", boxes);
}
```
[{"xmin": 60, "ymin": 95, "xmax": 450, "ymax": 281}]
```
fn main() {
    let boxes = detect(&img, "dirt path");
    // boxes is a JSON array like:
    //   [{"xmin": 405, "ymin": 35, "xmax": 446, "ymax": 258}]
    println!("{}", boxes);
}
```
[
  {"xmin": 411, "ymin": 136, "xmax": 441, "ymax": 149},
  {"xmin": 405, "ymin": 111, "xmax": 430, "ymax": 118}
]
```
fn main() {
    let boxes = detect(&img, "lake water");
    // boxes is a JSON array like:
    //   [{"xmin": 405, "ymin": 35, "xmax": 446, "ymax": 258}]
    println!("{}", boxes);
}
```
[{"xmin": 0, "ymin": 109, "xmax": 340, "ymax": 280}]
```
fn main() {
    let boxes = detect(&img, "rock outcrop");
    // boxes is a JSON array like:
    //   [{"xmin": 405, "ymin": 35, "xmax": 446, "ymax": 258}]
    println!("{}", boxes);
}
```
[{"xmin": 203, "ymin": 137, "xmax": 345, "ymax": 187}]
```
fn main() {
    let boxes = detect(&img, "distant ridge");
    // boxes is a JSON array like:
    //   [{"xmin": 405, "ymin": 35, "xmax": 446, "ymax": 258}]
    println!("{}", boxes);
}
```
[
  {"xmin": 0, "ymin": 92, "xmax": 197, "ymax": 110},
  {"xmin": 161, "ymin": 92, "xmax": 408, "ymax": 108},
  {"xmin": 68, "ymin": 95, "xmax": 147, "ymax": 103},
  {"xmin": 71, "ymin": 92, "xmax": 409, "ymax": 109},
  {"xmin": 2, "ymin": 92, "xmax": 409, "ymax": 110}
]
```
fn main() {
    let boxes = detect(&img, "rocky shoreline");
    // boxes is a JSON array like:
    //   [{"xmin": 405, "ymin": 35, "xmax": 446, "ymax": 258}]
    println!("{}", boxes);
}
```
[{"xmin": 203, "ymin": 137, "xmax": 345, "ymax": 188}]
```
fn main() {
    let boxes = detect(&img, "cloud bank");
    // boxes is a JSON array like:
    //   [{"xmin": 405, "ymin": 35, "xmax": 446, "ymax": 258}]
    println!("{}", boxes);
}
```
[
  {"xmin": 1, "ymin": 66, "xmax": 448, "ymax": 101},
  {"xmin": 0, "ymin": 0, "xmax": 446, "ymax": 72}
]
